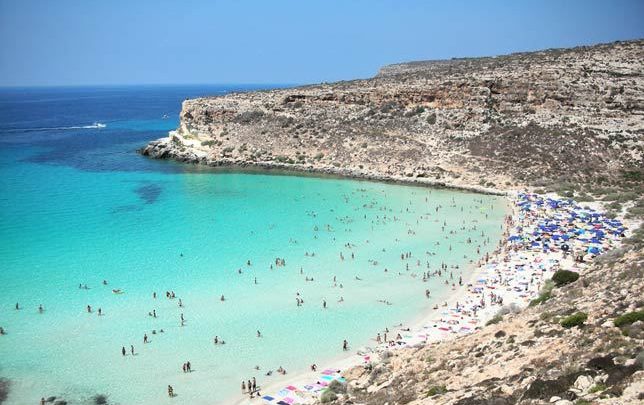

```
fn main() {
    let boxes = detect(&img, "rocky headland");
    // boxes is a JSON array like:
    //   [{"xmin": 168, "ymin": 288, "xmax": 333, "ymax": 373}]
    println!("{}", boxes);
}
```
[
  {"xmin": 142, "ymin": 40, "xmax": 642, "ymax": 197},
  {"xmin": 141, "ymin": 40, "xmax": 644, "ymax": 404}
]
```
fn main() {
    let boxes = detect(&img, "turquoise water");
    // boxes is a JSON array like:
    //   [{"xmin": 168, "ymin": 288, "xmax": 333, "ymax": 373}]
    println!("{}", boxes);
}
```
[{"xmin": 0, "ymin": 87, "xmax": 507, "ymax": 404}]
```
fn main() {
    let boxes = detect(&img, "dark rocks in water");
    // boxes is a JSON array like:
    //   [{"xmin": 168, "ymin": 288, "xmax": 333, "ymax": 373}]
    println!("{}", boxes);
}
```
[
  {"xmin": 0, "ymin": 378, "xmax": 9, "ymax": 404},
  {"xmin": 134, "ymin": 184, "xmax": 162, "ymax": 204},
  {"xmin": 46, "ymin": 396, "xmax": 57, "ymax": 402},
  {"xmin": 93, "ymin": 394, "xmax": 109, "ymax": 404},
  {"xmin": 53, "ymin": 401, "xmax": 67, "ymax": 405}
]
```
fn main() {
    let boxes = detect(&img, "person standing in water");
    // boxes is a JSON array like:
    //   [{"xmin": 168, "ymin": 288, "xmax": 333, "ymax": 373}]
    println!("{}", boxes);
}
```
[
  {"xmin": 167, "ymin": 385, "xmax": 174, "ymax": 397},
  {"xmin": 121, "ymin": 346, "xmax": 126, "ymax": 356},
  {"xmin": 343, "ymin": 339, "xmax": 348, "ymax": 351}
]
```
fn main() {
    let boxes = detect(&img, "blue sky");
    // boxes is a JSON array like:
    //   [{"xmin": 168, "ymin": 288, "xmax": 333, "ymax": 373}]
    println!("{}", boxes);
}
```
[{"xmin": 0, "ymin": 0, "xmax": 642, "ymax": 86}]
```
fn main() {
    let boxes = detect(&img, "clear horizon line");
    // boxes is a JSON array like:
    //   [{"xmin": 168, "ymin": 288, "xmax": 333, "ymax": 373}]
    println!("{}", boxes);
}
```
[{"xmin": 0, "ymin": 82, "xmax": 303, "ymax": 90}]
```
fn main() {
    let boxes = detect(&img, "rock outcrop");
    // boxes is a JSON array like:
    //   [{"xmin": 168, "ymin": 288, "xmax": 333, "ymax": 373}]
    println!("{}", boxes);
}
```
[{"xmin": 142, "ymin": 40, "xmax": 643, "ymax": 195}]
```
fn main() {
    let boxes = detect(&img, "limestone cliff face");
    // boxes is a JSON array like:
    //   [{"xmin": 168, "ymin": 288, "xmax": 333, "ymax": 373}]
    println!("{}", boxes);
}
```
[{"xmin": 142, "ymin": 39, "xmax": 643, "ymax": 193}]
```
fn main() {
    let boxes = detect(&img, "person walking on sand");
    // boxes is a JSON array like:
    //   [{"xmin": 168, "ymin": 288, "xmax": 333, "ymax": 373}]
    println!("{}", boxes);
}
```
[
  {"xmin": 241, "ymin": 380, "xmax": 246, "ymax": 393},
  {"xmin": 144, "ymin": 334, "xmax": 148, "ymax": 344}
]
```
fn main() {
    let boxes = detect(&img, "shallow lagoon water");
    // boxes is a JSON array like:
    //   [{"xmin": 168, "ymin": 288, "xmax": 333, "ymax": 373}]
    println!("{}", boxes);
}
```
[{"xmin": 0, "ymin": 86, "xmax": 507, "ymax": 404}]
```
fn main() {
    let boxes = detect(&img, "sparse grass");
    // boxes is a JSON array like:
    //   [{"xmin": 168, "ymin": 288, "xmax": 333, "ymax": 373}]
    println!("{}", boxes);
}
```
[
  {"xmin": 426, "ymin": 385, "xmax": 447, "ymax": 396},
  {"xmin": 614, "ymin": 310, "xmax": 644, "ymax": 327},
  {"xmin": 486, "ymin": 314, "xmax": 503, "ymax": 326},
  {"xmin": 588, "ymin": 383, "xmax": 607, "ymax": 393},
  {"xmin": 320, "ymin": 389, "xmax": 338, "ymax": 402},
  {"xmin": 560, "ymin": 312, "xmax": 588, "ymax": 329},
  {"xmin": 624, "ymin": 225, "xmax": 644, "ymax": 249},
  {"xmin": 530, "ymin": 280, "xmax": 555, "ymax": 306}
]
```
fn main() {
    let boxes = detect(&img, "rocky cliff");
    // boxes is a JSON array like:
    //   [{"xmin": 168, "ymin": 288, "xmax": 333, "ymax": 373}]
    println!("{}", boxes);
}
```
[{"xmin": 142, "ymin": 40, "xmax": 643, "ymax": 196}]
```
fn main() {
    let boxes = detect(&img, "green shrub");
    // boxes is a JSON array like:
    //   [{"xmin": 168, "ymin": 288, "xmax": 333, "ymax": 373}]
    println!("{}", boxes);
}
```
[
  {"xmin": 427, "ymin": 385, "xmax": 447, "ymax": 396},
  {"xmin": 530, "ymin": 280, "xmax": 554, "ymax": 306},
  {"xmin": 560, "ymin": 312, "xmax": 588, "ymax": 328},
  {"xmin": 588, "ymin": 383, "xmax": 607, "ymax": 393},
  {"xmin": 486, "ymin": 315, "xmax": 503, "ymax": 326},
  {"xmin": 200, "ymin": 140, "xmax": 215, "ymax": 147},
  {"xmin": 614, "ymin": 310, "xmax": 644, "ymax": 327},
  {"xmin": 320, "ymin": 389, "xmax": 338, "ymax": 403},
  {"xmin": 327, "ymin": 379, "xmax": 346, "ymax": 394},
  {"xmin": 234, "ymin": 110, "xmax": 264, "ymax": 124},
  {"xmin": 551, "ymin": 270, "xmax": 580, "ymax": 287}
]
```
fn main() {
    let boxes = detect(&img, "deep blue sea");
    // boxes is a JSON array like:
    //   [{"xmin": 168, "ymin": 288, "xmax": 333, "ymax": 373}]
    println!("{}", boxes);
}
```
[{"xmin": 0, "ymin": 85, "xmax": 507, "ymax": 404}]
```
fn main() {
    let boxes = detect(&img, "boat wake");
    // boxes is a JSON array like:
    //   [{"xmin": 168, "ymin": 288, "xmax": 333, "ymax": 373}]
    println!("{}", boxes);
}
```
[{"xmin": 2, "ymin": 122, "xmax": 107, "ymax": 132}]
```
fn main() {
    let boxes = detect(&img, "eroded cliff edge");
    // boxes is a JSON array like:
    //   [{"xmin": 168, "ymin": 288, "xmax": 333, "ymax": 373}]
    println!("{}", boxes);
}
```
[{"xmin": 142, "ymin": 40, "xmax": 643, "ymax": 196}]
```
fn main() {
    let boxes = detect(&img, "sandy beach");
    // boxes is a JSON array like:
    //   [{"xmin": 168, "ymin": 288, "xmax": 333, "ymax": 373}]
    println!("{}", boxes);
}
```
[{"xmin": 236, "ymin": 191, "xmax": 629, "ymax": 405}]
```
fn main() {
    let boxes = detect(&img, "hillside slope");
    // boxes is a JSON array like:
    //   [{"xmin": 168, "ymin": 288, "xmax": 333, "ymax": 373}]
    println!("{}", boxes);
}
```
[{"xmin": 142, "ymin": 40, "xmax": 643, "ymax": 196}]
